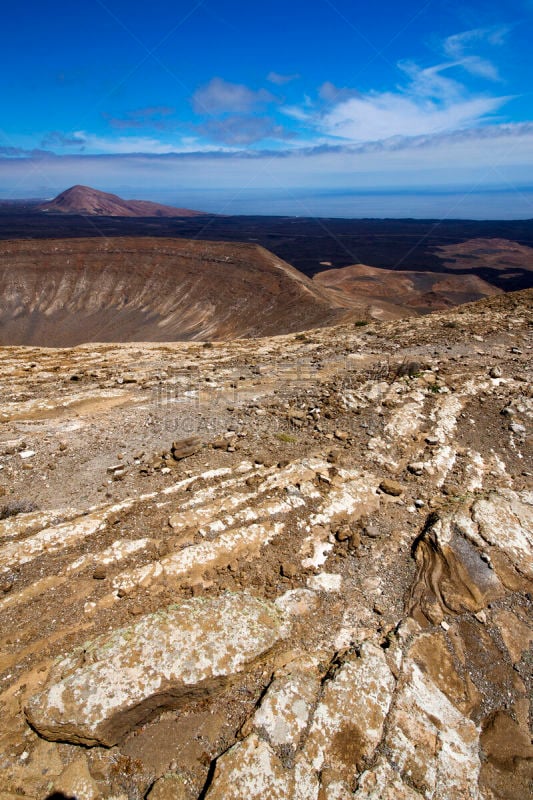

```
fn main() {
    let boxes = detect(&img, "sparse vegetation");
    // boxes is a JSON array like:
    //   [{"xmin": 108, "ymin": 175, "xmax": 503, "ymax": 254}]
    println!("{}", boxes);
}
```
[
  {"xmin": 276, "ymin": 432, "xmax": 297, "ymax": 443},
  {"xmin": 0, "ymin": 500, "xmax": 38, "ymax": 520}
]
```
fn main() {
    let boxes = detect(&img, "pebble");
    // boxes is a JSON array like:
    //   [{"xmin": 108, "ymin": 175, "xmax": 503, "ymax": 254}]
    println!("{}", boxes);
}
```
[
  {"xmin": 1, "ymin": 577, "xmax": 14, "ymax": 593},
  {"xmin": 334, "ymin": 430, "xmax": 349, "ymax": 441},
  {"xmin": 379, "ymin": 479, "xmax": 403, "ymax": 497},
  {"xmin": 414, "ymin": 499, "xmax": 425, "ymax": 508},
  {"xmin": 280, "ymin": 562, "xmax": 297, "ymax": 578},
  {"xmin": 489, "ymin": 366, "xmax": 502, "ymax": 379},
  {"xmin": 171, "ymin": 436, "xmax": 202, "ymax": 461},
  {"xmin": 92, "ymin": 566, "xmax": 107, "ymax": 580},
  {"xmin": 335, "ymin": 524, "xmax": 351, "ymax": 542},
  {"xmin": 349, "ymin": 531, "xmax": 361, "ymax": 549},
  {"xmin": 407, "ymin": 462, "xmax": 424, "ymax": 476}
]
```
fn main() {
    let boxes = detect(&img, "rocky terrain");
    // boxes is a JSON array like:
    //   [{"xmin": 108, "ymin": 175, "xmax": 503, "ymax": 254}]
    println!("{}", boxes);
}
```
[
  {"xmin": 0, "ymin": 289, "xmax": 531, "ymax": 799},
  {"xmin": 0, "ymin": 238, "xmax": 350, "ymax": 347},
  {"xmin": 38, "ymin": 187, "xmax": 203, "ymax": 219}
]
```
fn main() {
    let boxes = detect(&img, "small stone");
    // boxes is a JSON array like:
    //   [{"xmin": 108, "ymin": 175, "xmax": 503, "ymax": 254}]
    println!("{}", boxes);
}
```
[
  {"xmin": 414, "ymin": 499, "xmax": 425, "ymax": 508},
  {"xmin": 501, "ymin": 406, "xmax": 515, "ymax": 416},
  {"xmin": 379, "ymin": 479, "xmax": 403, "ymax": 497},
  {"xmin": 334, "ymin": 430, "xmax": 349, "ymax": 441},
  {"xmin": 407, "ymin": 462, "xmax": 424, "ymax": 476},
  {"xmin": 509, "ymin": 422, "xmax": 526, "ymax": 435},
  {"xmin": 489, "ymin": 366, "xmax": 502, "ymax": 379},
  {"xmin": 349, "ymin": 531, "xmax": 361, "ymax": 549},
  {"xmin": 171, "ymin": 436, "xmax": 202, "ymax": 461},
  {"xmin": 335, "ymin": 524, "xmax": 351, "ymax": 542},
  {"xmin": 425, "ymin": 435, "xmax": 439, "ymax": 445},
  {"xmin": 287, "ymin": 408, "xmax": 306, "ymax": 421},
  {"xmin": 474, "ymin": 610, "xmax": 487, "ymax": 624},
  {"xmin": 441, "ymin": 620, "xmax": 450, "ymax": 631},
  {"xmin": 363, "ymin": 524, "xmax": 380, "ymax": 539},
  {"xmin": 92, "ymin": 566, "xmax": 107, "ymax": 580},
  {"xmin": 59, "ymin": 442, "xmax": 68, "ymax": 451},
  {"xmin": 0, "ymin": 577, "xmax": 14, "ymax": 593},
  {"xmin": 281, "ymin": 562, "xmax": 297, "ymax": 579}
]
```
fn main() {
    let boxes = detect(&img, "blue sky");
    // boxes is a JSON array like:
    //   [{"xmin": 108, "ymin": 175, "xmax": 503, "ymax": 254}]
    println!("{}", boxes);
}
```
[{"xmin": 1, "ymin": 0, "xmax": 533, "ymax": 216}]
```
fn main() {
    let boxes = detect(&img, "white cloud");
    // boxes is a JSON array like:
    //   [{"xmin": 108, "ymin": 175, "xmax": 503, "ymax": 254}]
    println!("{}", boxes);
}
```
[
  {"xmin": 192, "ymin": 78, "xmax": 276, "ymax": 115},
  {"xmin": 71, "ymin": 131, "xmax": 179, "ymax": 154},
  {"xmin": 443, "ymin": 25, "xmax": 511, "ymax": 81},
  {"xmin": 320, "ymin": 90, "xmax": 507, "ymax": 143},
  {"xmin": 286, "ymin": 29, "xmax": 514, "ymax": 146},
  {"xmin": 444, "ymin": 25, "xmax": 511, "ymax": 57},
  {"xmin": 267, "ymin": 71, "xmax": 300, "ymax": 85},
  {"xmin": 68, "ymin": 131, "xmax": 235, "ymax": 155}
]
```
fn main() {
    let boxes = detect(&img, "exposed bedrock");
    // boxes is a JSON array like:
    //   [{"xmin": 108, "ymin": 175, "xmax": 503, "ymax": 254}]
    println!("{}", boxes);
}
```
[{"xmin": 25, "ymin": 594, "xmax": 288, "ymax": 746}]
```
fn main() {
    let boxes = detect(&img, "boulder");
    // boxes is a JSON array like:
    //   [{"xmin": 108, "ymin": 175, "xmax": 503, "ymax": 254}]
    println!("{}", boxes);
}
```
[{"xmin": 26, "ymin": 593, "xmax": 288, "ymax": 746}]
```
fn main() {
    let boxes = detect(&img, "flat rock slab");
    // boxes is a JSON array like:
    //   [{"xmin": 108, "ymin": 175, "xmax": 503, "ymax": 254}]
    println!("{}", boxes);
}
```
[{"xmin": 26, "ymin": 593, "xmax": 288, "ymax": 747}]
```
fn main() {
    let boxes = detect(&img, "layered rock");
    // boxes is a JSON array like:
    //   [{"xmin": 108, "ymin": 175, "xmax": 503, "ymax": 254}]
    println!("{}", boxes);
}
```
[
  {"xmin": 26, "ymin": 594, "xmax": 288, "ymax": 746},
  {"xmin": 0, "ymin": 290, "xmax": 530, "ymax": 799}
]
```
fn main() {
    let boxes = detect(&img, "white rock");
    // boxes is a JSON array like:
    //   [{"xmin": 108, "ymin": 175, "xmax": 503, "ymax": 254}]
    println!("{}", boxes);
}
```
[{"xmin": 26, "ymin": 593, "xmax": 289, "ymax": 746}]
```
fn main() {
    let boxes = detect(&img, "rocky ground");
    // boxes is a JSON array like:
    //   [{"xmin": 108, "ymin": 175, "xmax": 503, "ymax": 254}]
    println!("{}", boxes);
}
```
[{"xmin": 0, "ymin": 290, "xmax": 531, "ymax": 800}]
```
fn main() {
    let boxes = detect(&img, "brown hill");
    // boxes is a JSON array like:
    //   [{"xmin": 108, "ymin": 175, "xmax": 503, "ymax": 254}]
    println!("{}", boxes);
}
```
[
  {"xmin": 435, "ymin": 237, "xmax": 533, "ymax": 283},
  {"xmin": 0, "ymin": 237, "xmax": 351, "ymax": 346},
  {"xmin": 38, "ymin": 185, "xmax": 203, "ymax": 217},
  {"xmin": 314, "ymin": 262, "xmax": 501, "ymax": 313}
]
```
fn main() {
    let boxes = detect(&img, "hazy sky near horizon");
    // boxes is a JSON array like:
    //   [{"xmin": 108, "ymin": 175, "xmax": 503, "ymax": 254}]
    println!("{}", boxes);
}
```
[{"xmin": 1, "ymin": 0, "xmax": 532, "ymax": 216}]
